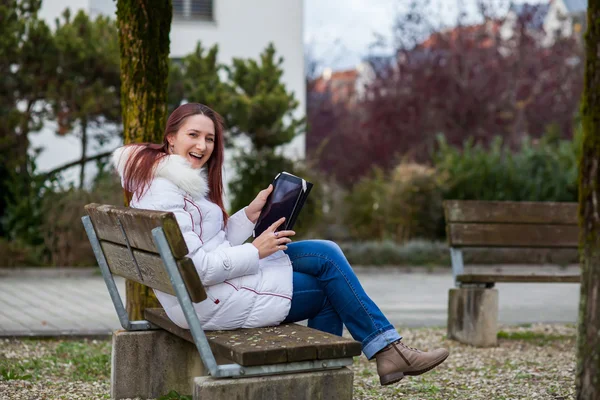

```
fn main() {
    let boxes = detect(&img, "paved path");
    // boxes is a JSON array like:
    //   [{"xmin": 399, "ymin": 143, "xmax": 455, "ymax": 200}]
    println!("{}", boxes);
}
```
[{"xmin": 0, "ymin": 269, "xmax": 580, "ymax": 336}]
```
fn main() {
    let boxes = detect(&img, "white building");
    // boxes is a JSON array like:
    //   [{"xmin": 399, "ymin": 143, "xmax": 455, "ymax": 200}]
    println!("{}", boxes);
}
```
[
  {"xmin": 499, "ymin": 2, "xmax": 550, "ymax": 42},
  {"xmin": 35, "ymin": 0, "xmax": 306, "ymax": 202},
  {"xmin": 543, "ymin": 0, "xmax": 587, "ymax": 44}
]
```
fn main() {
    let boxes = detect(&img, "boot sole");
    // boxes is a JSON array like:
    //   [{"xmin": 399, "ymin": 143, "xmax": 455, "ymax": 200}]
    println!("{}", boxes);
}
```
[
  {"xmin": 379, "ymin": 353, "xmax": 449, "ymax": 386},
  {"xmin": 380, "ymin": 371, "xmax": 404, "ymax": 386}
]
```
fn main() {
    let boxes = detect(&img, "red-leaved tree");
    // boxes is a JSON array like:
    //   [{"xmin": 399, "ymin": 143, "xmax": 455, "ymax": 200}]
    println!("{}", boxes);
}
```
[{"xmin": 308, "ymin": 0, "xmax": 584, "ymax": 185}]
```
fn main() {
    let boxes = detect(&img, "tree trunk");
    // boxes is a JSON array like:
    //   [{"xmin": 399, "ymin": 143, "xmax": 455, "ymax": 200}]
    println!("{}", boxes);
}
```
[
  {"xmin": 577, "ymin": 2, "xmax": 600, "ymax": 398},
  {"xmin": 116, "ymin": 0, "xmax": 172, "ymax": 320},
  {"xmin": 79, "ymin": 117, "xmax": 87, "ymax": 190}
]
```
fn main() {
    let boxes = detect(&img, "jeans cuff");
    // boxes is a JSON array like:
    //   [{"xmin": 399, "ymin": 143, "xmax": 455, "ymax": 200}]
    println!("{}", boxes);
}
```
[{"xmin": 362, "ymin": 328, "xmax": 402, "ymax": 359}]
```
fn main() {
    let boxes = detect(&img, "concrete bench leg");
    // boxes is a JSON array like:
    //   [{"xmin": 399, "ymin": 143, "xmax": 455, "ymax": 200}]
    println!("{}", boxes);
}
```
[
  {"xmin": 447, "ymin": 287, "xmax": 498, "ymax": 347},
  {"xmin": 111, "ymin": 330, "xmax": 205, "ymax": 400},
  {"xmin": 194, "ymin": 368, "xmax": 354, "ymax": 400}
]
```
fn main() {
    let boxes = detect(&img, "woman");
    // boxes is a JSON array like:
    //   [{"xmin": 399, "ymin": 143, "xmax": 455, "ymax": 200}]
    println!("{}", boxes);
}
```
[{"xmin": 112, "ymin": 103, "xmax": 448, "ymax": 386}]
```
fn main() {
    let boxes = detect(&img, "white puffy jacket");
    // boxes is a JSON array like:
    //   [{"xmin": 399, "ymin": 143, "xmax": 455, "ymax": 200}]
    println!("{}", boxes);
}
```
[{"xmin": 112, "ymin": 146, "xmax": 293, "ymax": 330}]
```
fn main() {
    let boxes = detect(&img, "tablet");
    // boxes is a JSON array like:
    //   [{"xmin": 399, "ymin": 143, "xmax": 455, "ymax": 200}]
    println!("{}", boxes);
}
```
[{"xmin": 253, "ymin": 172, "xmax": 311, "ymax": 237}]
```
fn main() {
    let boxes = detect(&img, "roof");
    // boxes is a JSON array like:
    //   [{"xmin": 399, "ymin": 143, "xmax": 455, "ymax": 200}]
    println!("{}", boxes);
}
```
[
  {"xmin": 310, "ymin": 69, "xmax": 359, "ymax": 103},
  {"xmin": 419, "ymin": 22, "xmax": 501, "ymax": 50},
  {"xmin": 563, "ymin": 0, "xmax": 587, "ymax": 13}
]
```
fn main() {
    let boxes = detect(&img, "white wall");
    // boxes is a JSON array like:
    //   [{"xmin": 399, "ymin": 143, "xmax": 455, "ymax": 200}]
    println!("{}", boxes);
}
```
[
  {"xmin": 543, "ymin": 0, "xmax": 573, "ymax": 44},
  {"xmin": 499, "ymin": 10, "xmax": 518, "ymax": 41},
  {"xmin": 171, "ymin": 0, "xmax": 306, "ymax": 164}
]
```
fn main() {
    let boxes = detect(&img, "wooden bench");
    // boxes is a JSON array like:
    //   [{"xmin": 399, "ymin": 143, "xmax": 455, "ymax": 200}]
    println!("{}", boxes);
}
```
[
  {"xmin": 82, "ymin": 203, "xmax": 361, "ymax": 400},
  {"xmin": 443, "ymin": 200, "xmax": 579, "ymax": 347}
]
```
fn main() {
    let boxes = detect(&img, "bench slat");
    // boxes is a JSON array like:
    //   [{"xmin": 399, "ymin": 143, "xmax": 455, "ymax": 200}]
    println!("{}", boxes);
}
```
[
  {"xmin": 86, "ymin": 203, "xmax": 188, "ymax": 259},
  {"xmin": 443, "ymin": 200, "xmax": 577, "ymax": 225},
  {"xmin": 447, "ymin": 223, "xmax": 579, "ymax": 248},
  {"xmin": 101, "ymin": 241, "xmax": 207, "ymax": 303},
  {"xmin": 144, "ymin": 308, "xmax": 362, "ymax": 367},
  {"xmin": 457, "ymin": 274, "xmax": 581, "ymax": 284}
]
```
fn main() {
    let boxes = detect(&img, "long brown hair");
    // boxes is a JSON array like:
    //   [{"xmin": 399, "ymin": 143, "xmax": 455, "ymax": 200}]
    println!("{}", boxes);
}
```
[{"xmin": 121, "ymin": 103, "xmax": 228, "ymax": 223}]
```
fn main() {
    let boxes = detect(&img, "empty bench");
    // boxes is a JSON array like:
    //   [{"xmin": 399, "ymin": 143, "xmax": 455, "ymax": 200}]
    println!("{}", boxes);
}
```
[
  {"xmin": 82, "ymin": 203, "xmax": 361, "ymax": 400},
  {"xmin": 443, "ymin": 200, "xmax": 579, "ymax": 347}
]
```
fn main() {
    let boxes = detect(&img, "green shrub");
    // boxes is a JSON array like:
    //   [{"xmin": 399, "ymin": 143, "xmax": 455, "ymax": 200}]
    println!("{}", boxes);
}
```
[
  {"xmin": 433, "ymin": 128, "xmax": 580, "ymax": 202},
  {"xmin": 343, "ymin": 168, "xmax": 389, "ymax": 241},
  {"xmin": 386, "ymin": 163, "xmax": 446, "ymax": 241},
  {"xmin": 343, "ymin": 164, "xmax": 446, "ymax": 242},
  {"xmin": 339, "ymin": 240, "xmax": 450, "ymax": 266},
  {"xmin": 1, "ymin": 156, "xmax": 54, "ymax": 250},
  {"xmin": 40, "ymin": 171, "xmax": 122, "ymax": 266},
  {"xmin": 0, "ymin": 238, "xmax": 46, "ymax": 267}
]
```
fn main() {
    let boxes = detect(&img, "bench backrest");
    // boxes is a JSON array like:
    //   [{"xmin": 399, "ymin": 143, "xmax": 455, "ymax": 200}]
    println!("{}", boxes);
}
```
[
  {"xmin": 443, "ymin": 200, "xmax": 578, "ymax": 249},
  {"xmin": 84, "ymin": 203, "xmax": 207, "ymax": 303}
]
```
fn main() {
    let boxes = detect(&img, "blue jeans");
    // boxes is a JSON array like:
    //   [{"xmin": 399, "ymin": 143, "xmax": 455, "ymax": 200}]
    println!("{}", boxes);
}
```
[{"xmin": 282, "ymin": 240, "xmax": 401, "ymax": 359}]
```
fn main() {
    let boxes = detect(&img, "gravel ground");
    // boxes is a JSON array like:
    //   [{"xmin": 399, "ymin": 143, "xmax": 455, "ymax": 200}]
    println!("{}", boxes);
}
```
[
  {"xmin": 350, "ymin": 324, "xmax": 576, "ymax": 399},
  {"xmin": 0, "ymin": 324, "xmax": 577, "ymax": 400}
]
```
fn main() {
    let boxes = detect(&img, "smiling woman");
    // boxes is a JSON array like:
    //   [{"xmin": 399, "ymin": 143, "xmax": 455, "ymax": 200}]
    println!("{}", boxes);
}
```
[
  {"xmin": 115, "ymin": 103, "xmax": 228, "ymax": 220},
  {"xmin": 111, "ymin": 102, "xmax": 448, "ymax": 388},
  {"xmin": 167, "ymin": 114, "xmax": 216, "ymax": 169}
]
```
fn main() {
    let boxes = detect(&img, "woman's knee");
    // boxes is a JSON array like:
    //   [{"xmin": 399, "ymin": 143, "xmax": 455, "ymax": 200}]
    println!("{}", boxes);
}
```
[{"xmin": 310, "ymin": 239, "xmax": 343, "ymax": 256}]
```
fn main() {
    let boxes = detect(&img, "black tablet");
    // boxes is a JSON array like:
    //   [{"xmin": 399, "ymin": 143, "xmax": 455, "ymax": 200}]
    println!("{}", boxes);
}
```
[{"xmin": 253, "ymin": 172, "xmax": 312, "ymax": 237}]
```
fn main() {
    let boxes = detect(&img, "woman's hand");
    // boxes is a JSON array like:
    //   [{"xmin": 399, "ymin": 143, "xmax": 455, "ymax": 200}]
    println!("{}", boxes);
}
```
[
  {"xmin": 245, "ymin": 184, "xmax": 273, "ymax": 223},
  {"xmin": 252, "ymin": 217, "xmax": 295, "ymax": 259}
]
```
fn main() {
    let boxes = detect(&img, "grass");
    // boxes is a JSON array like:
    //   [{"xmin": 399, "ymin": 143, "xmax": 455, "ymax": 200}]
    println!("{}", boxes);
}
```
[
  {"xmin": 158, "ymin": 390, "xmax": 193, "ymax": 400},
  {"xmin": 497, "ymin": 330, "xmax": 574, "ymax": 345},
  {"xmin": 0, "ymin": 338, "xmax": 192, "ymax": 399},
  {"xmin": 0, "ymin": 338, "xmax": 111, "ymax": 382},
  {"xmin": 0, "ymin": 364, "xmax": 32, "ymax": 381}
]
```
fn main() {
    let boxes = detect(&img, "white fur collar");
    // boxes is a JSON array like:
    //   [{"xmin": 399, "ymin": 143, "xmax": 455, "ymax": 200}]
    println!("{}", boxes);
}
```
[{"xmin": 112, "ymin": 145, "xmax": 209, "ymax": 200}]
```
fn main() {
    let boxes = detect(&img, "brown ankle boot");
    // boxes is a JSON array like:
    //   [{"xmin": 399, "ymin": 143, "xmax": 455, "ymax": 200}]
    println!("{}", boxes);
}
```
[{"xmin": 375, "ymin": 340, "xmax": 449, "ymax": 386}]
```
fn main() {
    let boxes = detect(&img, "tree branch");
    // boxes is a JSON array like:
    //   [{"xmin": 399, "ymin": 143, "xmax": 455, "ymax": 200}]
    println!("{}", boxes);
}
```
[{"xmin": 44, "ymin": 150, "xmax": 115, "ymax": 178}]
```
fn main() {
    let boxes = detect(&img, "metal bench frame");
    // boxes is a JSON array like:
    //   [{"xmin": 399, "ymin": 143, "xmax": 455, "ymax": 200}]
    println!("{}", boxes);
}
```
[
  {"xmin": 82, "ymin": 215, "xmax": 353, "ymax": 379},
  {"xmin": 449, "ymin": 247, "xmax": 465, "ymax": 287}
]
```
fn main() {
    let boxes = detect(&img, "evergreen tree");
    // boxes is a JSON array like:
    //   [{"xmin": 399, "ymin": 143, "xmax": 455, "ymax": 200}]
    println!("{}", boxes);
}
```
[
  {"xmin": 117, "ymin": 0, "xmax": 172, "ymax": 320},
  {"xmin": 226, "ymin": 43, "xmax": 305, "ymax": 212},
  {"xmin": 168, "ymin": 43, "xmax": 230, "ymax": 119},
  {"xmin": 0, "ymin": 0, "xmax": 55, "ymax": 239},
  {"xmin": 50, "ymin": 9, "xmax": 121, "ymax": 189}
]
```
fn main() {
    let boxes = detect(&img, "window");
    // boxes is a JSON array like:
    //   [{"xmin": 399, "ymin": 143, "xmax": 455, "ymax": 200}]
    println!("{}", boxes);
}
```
[{"xmin": 173, "ymin": 0, "xmax": 213, "ymax": 20}]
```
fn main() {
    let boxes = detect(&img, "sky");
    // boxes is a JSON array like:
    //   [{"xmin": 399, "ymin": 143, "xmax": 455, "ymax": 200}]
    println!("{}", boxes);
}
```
[
  {"xmin": 304, "ymin": 0, "xmax": 546, "ymax": 71},
  {"xmin": 304, "ymin": 0, "xmax": 399, "ymax": 70}
]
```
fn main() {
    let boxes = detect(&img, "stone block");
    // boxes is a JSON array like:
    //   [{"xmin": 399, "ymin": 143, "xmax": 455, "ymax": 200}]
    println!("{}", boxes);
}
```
[
  {"xmin": 447, "ymin": 288, "xmax": 498, "ymax": 347},
  {"xmin": 111, "ymin": 329, "xmax": 205, "ymax": 399},
  {"xmin": 194, "ymin": 367, "xmax": 354, "ymax": 400}
]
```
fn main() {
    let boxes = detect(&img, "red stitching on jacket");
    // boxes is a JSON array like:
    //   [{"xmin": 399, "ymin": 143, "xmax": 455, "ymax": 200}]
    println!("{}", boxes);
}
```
[
  {"xmin": 184, "ymin": 197, "xmax": 204, "ymax": 241},
  {"xmin": 223, "ymin": 280, "xmax": 238, "ymax": 290},
  {"xmin": 183, "ymin": 198, "xmax": 203, "ymax": 244}
]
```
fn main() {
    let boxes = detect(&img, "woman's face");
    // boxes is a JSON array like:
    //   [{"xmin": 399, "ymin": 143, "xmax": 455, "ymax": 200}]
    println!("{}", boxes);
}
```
[{"xmin": 168, "ymin": 114, "xmax": 215, "ymax": 169}]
